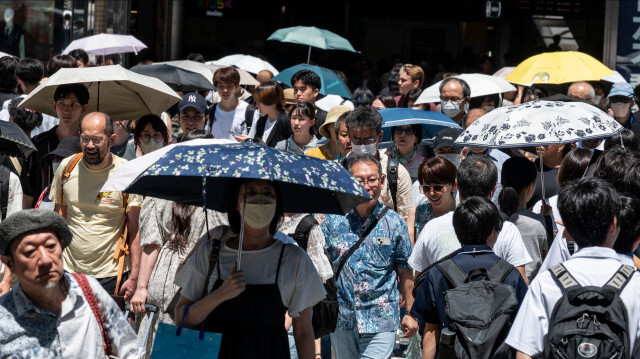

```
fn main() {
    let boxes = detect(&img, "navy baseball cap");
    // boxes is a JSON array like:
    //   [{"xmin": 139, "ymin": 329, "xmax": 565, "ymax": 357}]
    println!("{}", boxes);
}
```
[
  {"xmin": 433, "ymin": 127, "xmax": 464, "ymax": 152},
  {"xmin": 178, "ymin": 93, "xmax": 208, "ymax": 114}
]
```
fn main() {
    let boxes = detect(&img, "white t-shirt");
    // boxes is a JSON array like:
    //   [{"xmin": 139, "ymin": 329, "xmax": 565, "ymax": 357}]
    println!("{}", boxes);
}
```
[
  {"xmin": 175, "ymin": 233, "xmax": 326, "ymax": 318},
  {"xmin": 247, "ymin": 116, "xmax": 277, "ymax": 143},
  {"xmin": 0, "ymin": 170, "xmax": 22, "ymax": 276},
  {"xmin": 532, "ymin": 195, "xmax": 561, "ymax": 224},
  {"xmin": 1, "ymin": 96, "xmax": 59, "ymax": 137},
  {"xmin": 209, "ymin": 101, "xmax": 259, "ymax": 141},
  {"xmin": 506, "ymin": 247, "xmax": 640, "ymax": 357},
  {"xmin": 409, "ymin": 211, "xmax": 532, "ymax": 272}
]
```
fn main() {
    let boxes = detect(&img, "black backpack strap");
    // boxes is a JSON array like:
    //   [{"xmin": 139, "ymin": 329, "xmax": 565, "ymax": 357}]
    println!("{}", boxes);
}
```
[
  {"xmin": 487, "ymin": 259, "xmax": 515, "ymax": 283},
  {"xmin": 386, "ymin": 152, "xmax": 399, "ymax": 211},
  {"xmin": 207, "ymin": 103, "xmax": 218, "ymax": 133},
  {"xmin": 244, "ymin": 105, "xmax": 257, "ymax": 133},
  {"xmin": 291, "ymin": 214, "xmax": 318, "ymax": 251},
  {"xmin": 202, "ymin": 226, "xmax": 231, "ymax": 297},
  {"xmin": 0, "ymin": 165, "xmax": 9, "ymax": 220},
  {"xmin": 254, "ymin": 116, "xmax": 267, "ymax": 141},
  {"xmin": 549, "ymin": 264, "xmax": 581, "ymax": 294},
  {"xmin": 435, "ymin": 259, "xmax": 467, "ymax": 288},
  {"xmin": 604, "ymin": 265, "xmax": 635, "ymax": 293},
  {"xmin": 335, "ymin": 206, "xmax": 390, "ymax": 278}
]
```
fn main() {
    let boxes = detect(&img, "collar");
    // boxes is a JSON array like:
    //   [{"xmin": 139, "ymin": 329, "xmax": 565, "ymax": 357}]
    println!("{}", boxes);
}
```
[
  {"xmin": 390, "ymin": 147, "xmax": 416, "ymax": 165},
  {"xmin": 13, "ymin": 272, "xmax": 79, "ymax": 318},
  {"xmin": 458, "ymin": 244, "xmax": 494, "ymax": 254},
  {"xmin": 573, "ymin": 246, "xmax": 619, "ymax": 260},
  {"xmin": 348, "ymin": 200, "xmax": 384, "ymax": 226}
]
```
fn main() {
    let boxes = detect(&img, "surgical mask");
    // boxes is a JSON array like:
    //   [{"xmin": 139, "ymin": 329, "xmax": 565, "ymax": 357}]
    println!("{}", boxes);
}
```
[
  {"xmin": 52, "ymin": 161, "xmax": 61, "ymax": 174},
  {"xmin": 139, "ymin": 138, "xmax": 164, "ymax": 155},
  {"xmin": 611, "ymin": 102, "xmax": 631, "ymax": 118},
  {"xmin": 593, "ymin": 95, "xmax": 602, "ymax": 104},
  {"xmin": 441, "ymin": 101, "xmax": 466, "ymax": 118},
  {"xmin": 482, "ymin": 105, "xmax": 496, "ymax": 112},
  {"xmin": 239, "ymin": 195, "xmax": 276, "ymax": 229},
  {"xmin": 437, "ymin": 153, "xmax": 461, "ymax": 167},
  {"xmin": 351, "ymin": 142, "xmax": 378, "ymax": 156}
]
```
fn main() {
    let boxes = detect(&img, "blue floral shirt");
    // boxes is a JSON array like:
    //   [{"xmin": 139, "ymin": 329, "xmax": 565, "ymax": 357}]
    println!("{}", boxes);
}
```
[
  {"xmin": 0, "ymin": 272, "xmax": 143, "ymax": 359},
  {"xmin": 322, "ymin": 201, "xmax": 412, "ymax": 334}
]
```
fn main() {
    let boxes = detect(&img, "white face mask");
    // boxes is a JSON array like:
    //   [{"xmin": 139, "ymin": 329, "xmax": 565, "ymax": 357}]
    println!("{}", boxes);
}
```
[
  {"xmin": 52, "ymin": 161, "xmax": 61, "ymax": 174},
  {"xmin": 139, "ymin": 138, "xmax": 164, "ymax": 155},
  {"xmin": 437, "ymin": 153, "xmax": 461, "ymax": 167},
  {"xmin": 351, "ymin": 142, "xmax": 378, "ymax": 156},
  {"xmin": 441, "ymin": 101, "xmax": 466, "ymax": 118},
  {"xmin": 239, "ymin": 195, "xmax": 277, "ymax": 229},
  {"xmin": 593, "ymin": 95, "xmax": 602, "ymax": 104},
  {"xmin": 611, "ymin": 102, "xmax": 631, "ymax": 118}
]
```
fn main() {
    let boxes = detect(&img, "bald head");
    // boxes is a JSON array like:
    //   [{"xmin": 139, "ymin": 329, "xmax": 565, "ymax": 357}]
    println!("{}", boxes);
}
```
[
  {"xmin": 256, "ymin": 70, "xmax": 274, "ymax": 84},
  {"xmin": 465, "ymin": 108, "xmax": 487, "ymax": 129},
  {"xmin": 80, "ymin": 112, "xmax": 114, "ymax": 136},
  {"xmin": 568, "ymin": 82, "xmax": 595, "ymax": 102}
]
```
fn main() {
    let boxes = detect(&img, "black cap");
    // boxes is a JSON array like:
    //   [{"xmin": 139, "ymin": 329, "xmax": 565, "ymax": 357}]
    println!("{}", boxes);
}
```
[
  {"xmin": 433, "ymin": 127, "xmax": 464, "ymax": 152},
  {"xmin": 0, "ymin": 209, "xmax": 72, "ymax": 255},
  {"xmin": 178, "ymin": 92, "xmax": 208, "ymax": 114},
  {"xmin": 45, "ymin": 136, "xmax": 82, "ymax": 164}
]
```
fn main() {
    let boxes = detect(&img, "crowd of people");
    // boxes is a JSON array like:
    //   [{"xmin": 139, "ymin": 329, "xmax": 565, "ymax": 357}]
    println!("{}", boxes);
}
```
[{"xmin": 1, "ymin": 48, "xmax": 640, "ymax": 359}]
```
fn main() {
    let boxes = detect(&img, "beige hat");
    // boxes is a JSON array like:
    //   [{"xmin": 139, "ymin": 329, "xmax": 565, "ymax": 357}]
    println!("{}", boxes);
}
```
[
  {"xmin": 283, "ymin": 88, "xmax": 296, "ymax": 105},
  {"xmin": 319, "ymin": 105, "xmax": 352, "ymax": 139}
]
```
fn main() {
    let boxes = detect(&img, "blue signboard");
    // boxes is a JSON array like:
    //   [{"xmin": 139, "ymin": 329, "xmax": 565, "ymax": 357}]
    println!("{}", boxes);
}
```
[{"xmin": 616, "ymin": 1, "xmax": 640, "ymax": 86}]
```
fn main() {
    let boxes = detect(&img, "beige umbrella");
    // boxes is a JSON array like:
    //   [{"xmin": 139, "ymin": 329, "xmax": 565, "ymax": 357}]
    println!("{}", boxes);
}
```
[
  {"xmin": 156, "ymin": 60, "xmax": 259, "ymax": 86},
  {"xmin": 18, "ymin": 65, "xmax": 181, "ymax": 122}
]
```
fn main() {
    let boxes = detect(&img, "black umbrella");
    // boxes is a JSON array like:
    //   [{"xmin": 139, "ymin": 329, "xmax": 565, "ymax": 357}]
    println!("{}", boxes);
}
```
[
  {"xmin": 129, "ymin": 64, "xmax": 214, "ymax": 92},
  {"xmin": 0, "ymin": 121, "xmax": 36, "ymax": 158}
]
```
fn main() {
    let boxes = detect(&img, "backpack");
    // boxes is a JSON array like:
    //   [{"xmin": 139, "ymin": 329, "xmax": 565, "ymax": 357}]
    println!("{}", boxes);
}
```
[
  {"xmin": 436, "ymin": 258, "xmax": 518, "ymax": 359},
  {"xmin": 290, "ymin": 215, "xmax": 338, "ymax": 339},
  {"xmin": 386, "ymin": 150, "xmax": 399, "ymax": 211},
  {"xmin": 0, "ymin": 165, "xmax": 10, "ymax": 220},
  {"xmin": 545, "ymin": 264, "xmax": 634, "ymax": 359}
]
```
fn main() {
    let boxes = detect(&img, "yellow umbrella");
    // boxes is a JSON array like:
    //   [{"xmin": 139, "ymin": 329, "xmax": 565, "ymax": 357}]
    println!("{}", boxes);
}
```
[{"xmin": 505, "ymin": 51, "xmax": 615, "ymax": 85}]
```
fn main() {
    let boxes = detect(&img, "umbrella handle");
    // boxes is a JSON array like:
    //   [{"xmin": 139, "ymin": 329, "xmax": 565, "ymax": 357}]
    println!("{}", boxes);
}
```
[
  {"xmin": 307, "ymin": 46, "xmax": 311, "ymax": 64},
  {"xmin": 237, "ymin": 180, "xmax": 248, "ymax": 270},
  {"xmin": 538, "ymin": 146, "xmax": 546, "ymax": 201}
]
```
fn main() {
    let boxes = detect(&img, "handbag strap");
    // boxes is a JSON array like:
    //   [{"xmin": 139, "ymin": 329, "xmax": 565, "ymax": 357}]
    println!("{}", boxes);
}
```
[
  {"xmin": 335, "ymin": 206, "xmax": 390, "ymax": 278},
  {"xmin": 71, "ymin": 273, "xmax": 112, "ymax": 356}
]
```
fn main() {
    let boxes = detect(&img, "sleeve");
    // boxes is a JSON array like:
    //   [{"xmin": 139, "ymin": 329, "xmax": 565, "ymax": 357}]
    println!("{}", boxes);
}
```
[
  {"xmin": 494, "ymin": 222, "xmax": 532, "ymax": 267},
  {"xmin": 282, "ymin": 245, "xmax": 326, "ymax": 318},
  {"xmin": 306, "ymin": 225, "xmax": 334, "ymax": 282},
  {"xmin": 409, "ymin": 272, "xmax": 440, "ymax": 325},
  {"xmin": 504, "ymin": 275, "xmax": 551, "ymax": 357},
  {"xmin": 174, "ymin": 237, "xmax": 212, "ymax": 302},
  {"xmin": 139, "ymin": 197, "xmax": 163, "ymax": 247},
  {"xmin": 89, "ymin": 275, "xmax": 144, "ymax": 359},
  {"xmin": 392, "ymin": 216, "xmax": 413, "ymax": 270},
  {"xmin": 539, "ymin": 226, "xmax": 570, "ymax": 273},
  {"xmin": 125, "ymin": 193, "xmax": 143, "ymax": 211},
  {"xmin": 395, "ymin": 164, "xmax": 415, "ymax": 220},
  {"xmin": 532, "ymin": 199, "xmax": 542, "ymax": 214},
  {"xmin": 48, "ymin": 157, "xmax": 70, "ymax": 205},
  {"xmin": 7, "ymin": 172, "xmax": 22, "ymax": 216},
  {"xmin": 408, "ymin": 222, "xmax": 431, "ymax": 272}
]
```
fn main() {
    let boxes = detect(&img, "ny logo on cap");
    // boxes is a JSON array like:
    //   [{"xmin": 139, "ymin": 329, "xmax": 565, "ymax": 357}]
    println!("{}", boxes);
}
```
[{"xmin": 188, "ymin": 95, "xmax": 197, "ymax": 102}]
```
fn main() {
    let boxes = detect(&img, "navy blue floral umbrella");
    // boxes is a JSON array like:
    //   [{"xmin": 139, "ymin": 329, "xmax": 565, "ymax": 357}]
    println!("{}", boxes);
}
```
[
  {"xmin": 454, "ymin": 100, "xmax": 623, "ymax": 198},
  {"xmin": 124, "ymin": 141, "xmax": 371, "ymax": 215}
]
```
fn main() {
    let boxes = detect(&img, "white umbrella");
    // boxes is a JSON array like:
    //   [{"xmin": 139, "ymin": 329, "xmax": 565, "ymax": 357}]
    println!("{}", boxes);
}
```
[
  {"xmin": 602, "ymin": 70, "xmax": 627, "ymax": 84},
  {"xmin": 62, "ymin": 33, "xmax": 147, "ymax": 57},
  {"xmin": 210, "ymin": 54, "xmax": 279, "ymax": 75},
  {"xmin": 155, "ymin": 60, "xmax": 259, "ymax": 86},
  {"xmin": 0, "ymin": 51, "xmax": 13, "ymax": 58},
  {"xmin": 100, "ymin": 138, "xmax": 235, "ymax": 193},
  {"xmin": 18, "ymin": 65, "xmax": 181, "ymax": 122},
  {"xmin": 454, "ymin": 100, "xmax": 623, "ymax": 198},
  {"xmin": 415, "ymin": 73, "xmax": 517, "ymax": 104}
]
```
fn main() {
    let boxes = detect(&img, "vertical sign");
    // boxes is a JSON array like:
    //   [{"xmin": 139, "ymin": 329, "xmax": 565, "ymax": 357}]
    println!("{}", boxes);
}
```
[{"xmin": 617, "ymin": 1, "xmax": 640, "ymax": 86}]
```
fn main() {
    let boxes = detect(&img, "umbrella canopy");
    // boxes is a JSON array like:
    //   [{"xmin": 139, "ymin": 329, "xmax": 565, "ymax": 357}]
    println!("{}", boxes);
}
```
[
  {"xmin": 210, "ymin": 54, "xmax": 279, "ymax": 75},
  {"xmin": 122, "ymin": 141, "xmax": 372, "ymax": 214},
  {"xmin": 454, "ymin": 100, "xmax": 623, "ymax": 149},
  {"xmin": 129, "ymin": 64, "xmax": 214, "ymax": 92},
  {"xmin": 267, "ymin": 26, "xmax": 357, "ymax": 63},
  {"xmin": 272, "ymin": 64, "xmax": 352, "ymax": 99},
  {"xmin": 492, "ymin": 67, "xmax": 516, "ymax": 78},
  {"xmin": 415, "ymin": 73, "xmax": 517, "ymax": 104},
  {"xmin": 18, "ymin": 65, "xmax": 181, "ymax": 122},
  {"xmin": 62, "ymin": 34, "xmax": 147, "ymax": 56},
  {"xmin": 155, "ymin": 60, "xmax": 259, "ymax": 86},
  {"xmin": 379, "ymin": 108, "xmax": 462, "ymax": 142},
  {"xmin": 0, "ymin": 51, "xmax": 12, "ymax": 58},
  {"xmin": 504, "ymin": 51, "xmax": 615, "ymax": 85},
  {"xmin": 0, "ymin": 121, "xmax": 36, "ymax": 158}
]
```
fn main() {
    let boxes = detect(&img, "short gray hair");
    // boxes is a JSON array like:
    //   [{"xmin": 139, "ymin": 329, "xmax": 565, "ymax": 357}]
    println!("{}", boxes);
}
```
[{"xmin": 343, "ymin": 152, "xmax": 382, "ymax": 175}]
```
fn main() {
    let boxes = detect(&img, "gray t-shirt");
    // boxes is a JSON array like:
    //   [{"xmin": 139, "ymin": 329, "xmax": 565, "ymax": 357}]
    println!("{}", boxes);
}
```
[{"xmin": 509, "ymin": 210, "xmax": 548, "ymax": 282}]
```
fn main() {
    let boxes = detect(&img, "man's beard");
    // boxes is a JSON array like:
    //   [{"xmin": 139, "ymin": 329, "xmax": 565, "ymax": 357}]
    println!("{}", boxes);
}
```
[
  {"xmin": 83, "ymin": 148, "xmax": 105, "ymax": 165},
  {"xmin": 45, "ymin": 280, "xmax": 59, "ymax": 289}
]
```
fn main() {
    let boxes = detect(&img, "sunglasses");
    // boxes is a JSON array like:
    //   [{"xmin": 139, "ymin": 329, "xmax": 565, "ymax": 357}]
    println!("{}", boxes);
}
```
[
  {"xmin": 419, "ymin": 184, "xmax": 447, "ymax": 194},
  {"xmin": 609, "ymin": 97, "xmax": 633, "ymax": 104}
]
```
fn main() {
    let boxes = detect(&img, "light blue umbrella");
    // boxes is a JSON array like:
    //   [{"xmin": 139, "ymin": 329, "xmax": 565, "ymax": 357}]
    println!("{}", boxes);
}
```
[
  {"xmin": 267, "ymin": 26, "xmax": 357, "ymax": 63},
  {"xmin": 379, "ymin": 108, "xmax": 462, "ymax": 142},
  {"xmin": 272, "ymin": 64, "xmax": 352, "ymax": 99}
]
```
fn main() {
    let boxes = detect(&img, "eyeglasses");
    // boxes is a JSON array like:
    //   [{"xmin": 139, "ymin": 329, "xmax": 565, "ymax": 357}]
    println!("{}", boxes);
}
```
[
  {"xmin": 356, "ymin": 177, "xmax": 380, "ymax": 186},
  {"xmin": 419, "ymin": 184, "xmax": 446, "ymax": 194},
  {"xmin": 140, "ymin": 133, "xmax": 163, "ymax": 143},
  {"xmin": 394, "ymin": 127, "xmax": 415, "ymax": 135},
  {"xmin": 609, "ymin": 97, "xmax": 633, "ymax": 104},
  {"xmin": 350, "ymin": 138, "xmax": 377, "ymax": 146},
  {"xmin": 80, "ymin": 136, "xmax": 107, "ymax": 145},
  {"xmin": 440, "ymin": 96, "xmax": 464, "ymax": 103}
]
